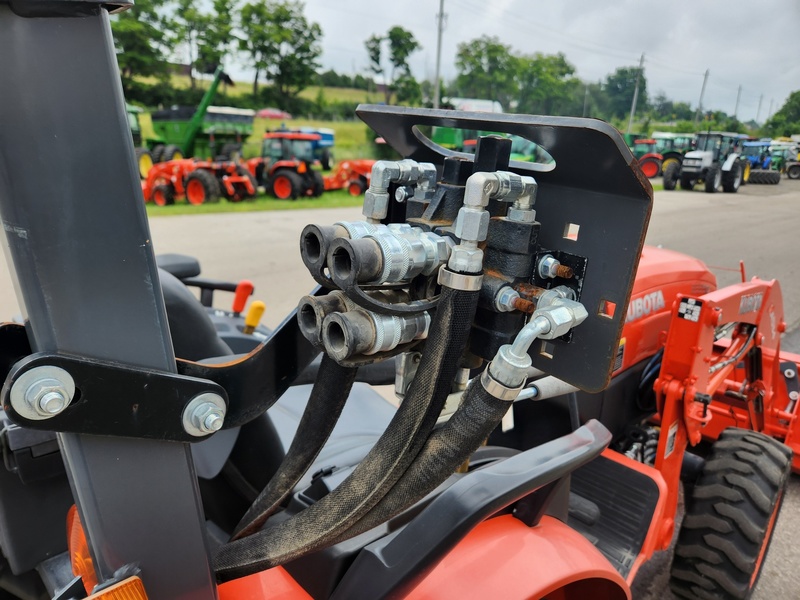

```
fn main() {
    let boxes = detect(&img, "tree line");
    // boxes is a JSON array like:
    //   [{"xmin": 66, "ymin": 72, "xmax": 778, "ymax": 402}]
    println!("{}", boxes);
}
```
[{"xmin": 113, "ymin": 2, "xmax": 798, "ymax": 135}]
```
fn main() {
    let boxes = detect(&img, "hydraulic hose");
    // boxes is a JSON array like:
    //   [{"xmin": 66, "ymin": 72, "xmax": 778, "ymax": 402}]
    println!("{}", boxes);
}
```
[
  {"xmin": 214, "ymin": 285, "xmax": 480, "ymax": 581},
  {"xmin": 230, "ymin": 355, "xmax": 358, "ymax": 541},
  {"xmin": 331, "ymin": 376, "xmax": 514, "ymax": 541}
]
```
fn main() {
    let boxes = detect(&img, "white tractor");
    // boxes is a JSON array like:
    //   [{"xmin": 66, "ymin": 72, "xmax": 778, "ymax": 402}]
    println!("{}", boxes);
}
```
[{"xmin": 663, "ymin": 132, "xmax": 746, "ymax": 193}]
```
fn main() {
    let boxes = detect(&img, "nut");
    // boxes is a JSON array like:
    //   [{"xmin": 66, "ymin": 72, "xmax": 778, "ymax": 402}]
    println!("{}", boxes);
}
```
[
  {"xmin": 453, "ymin": 207, "xmax": 490, "ymax": 242},
  {"xmin": 538, "ymin": 255, "xmax": 561, "ymax": 279},
  {"xmin": 183, "ymin": 393, "xmax": 227, "ymax": 437},
  {"xmin": 494, "ymin": 286, "xmax": 521, "ymax": 312},
  {"xmin": 25, "ymin": 378, "xmax": 72, "ymax": 417},
  {"xmin": 448, "ymin": 246, "xmax": 484, "ymax": 274},
  {"xmin": 537, "ymin": 298, "xmax": 589, "ymax": 339},
  {"xmin": 507, "ymin": 207, "xmax": 536, "ymax": 223},
  {"xmin": 362, "ymin": 190, "xmax": 390, "ymax": 221}
]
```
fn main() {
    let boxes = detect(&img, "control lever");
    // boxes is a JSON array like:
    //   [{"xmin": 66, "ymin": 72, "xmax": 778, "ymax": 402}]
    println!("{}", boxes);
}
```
[
  {"xmin": 232, "ymin": 280, "xmax": 255, "ymax": 315},
  {"xmin": 243, "ymin": 301, "xmax": 266, "ymax": 334}
]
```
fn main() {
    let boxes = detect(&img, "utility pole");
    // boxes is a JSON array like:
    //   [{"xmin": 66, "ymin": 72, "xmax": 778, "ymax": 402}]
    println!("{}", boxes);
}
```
[
  {"xmin": 756, "ymin": 94, "xmax": 763, "ymax": 123},
  {"xmin": 583, "ymin": 85, "xmax": 590, "ymax": 117},
  {"xmin": 694, "ymin": 69, "xmax": 709, "ymax": 126},
  {"xmin": 433, "ymin": 0, "xmax": 445, "ymax": 110},
  {"xmin": 767, "ymin": 98, "xmax": 774, "ymax": 122},
  {"xmin": 733, "ymin": 85, "xmax": 741, "ymax": 120},
  {"xmin": 626, "ymin": 53, "xmax": 645, "ymax": 134}
]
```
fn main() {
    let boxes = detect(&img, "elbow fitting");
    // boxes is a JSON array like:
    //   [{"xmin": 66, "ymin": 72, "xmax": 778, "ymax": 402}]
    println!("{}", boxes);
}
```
[{"xmin": 363, "ymin": 159, "xmax": 438, "ymax": 222}]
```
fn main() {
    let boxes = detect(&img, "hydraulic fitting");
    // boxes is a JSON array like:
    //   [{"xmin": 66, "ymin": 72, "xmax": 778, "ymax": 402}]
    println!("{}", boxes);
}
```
[
  {"xmin": 488, "ymin": 295, "xmax": 588, "ymax": 388},
  {"xmin": 363, "ymin": 160, "xmax": 437, "ymax": 222},
  {"xmin": 297, "ymin": 291, "xmax": 350, "ymax": 345},
  {"xmin": 328, "ymin": 224, "xmax": 451, "ymax": 286},
  {"xmin": 322, "ymin": 308, "xmax": 430, "ymax": 361},
  {"xmin": 300, "ymin": 221, "xmax": 385, "ymax": 277}
]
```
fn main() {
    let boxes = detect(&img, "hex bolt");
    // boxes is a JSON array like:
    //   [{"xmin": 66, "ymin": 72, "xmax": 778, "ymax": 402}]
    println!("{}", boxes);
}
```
[
  {"xmin": 182, "ymin": 393, "xmax": 227, "ymax": 437},
  {"xmin": 790, "ymin": 391, "xmax": 799, "ymax": 402},
  {"xmin": 11, "ymin": 369, "xmax": 76, "ymax": 420},
  {"xmin": 395, "ymin": 186, "xmax": 413, "ymax": 203},
  {"xmin": 537, "ymin": 255, "xmax": 573, "ymax": 279},
  {"xmin": 37, "ymin": 390, "xmax": 69, "ymax": 415},
  {"xmin": 784, "ymin": 368, "xmax": 796, "ymax": 379},
  {"xmin": 494, "ymin": 286, "xmax": 521, "ymax": 312}
]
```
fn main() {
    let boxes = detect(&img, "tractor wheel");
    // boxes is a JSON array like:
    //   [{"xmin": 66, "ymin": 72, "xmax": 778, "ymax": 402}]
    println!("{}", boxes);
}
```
[
  {"xmin": 270, "ymin": 170, "xmax": 302, "ymax": 200},
  {"xmin": 661, "ymin": 156, "xmax": 681, "ymax": 175},
  {"xmin": 787, "ymin": 164, "xmax": 800, "ymax": 180},
  {"xmin": 348, "ymin": 177, "xmax": 368, "ymax": 196},
  {"xmin": 134, "ymin": 147, "xmax": 153, "ymax": 179},
  {"xmin": 162, "ymin": 144, "xmax": 184, "ymax": 162},
  {"xmin": 151, "ymin": 144, "xmax": 165, "ymax": 163},
  {"xmin": 741, "ymin": 161, "xmax": 751, "ymax": 184},
  {"xmin": 663, "ymin": 162, "xmax": 680, "ymax": 191},
  {"xmin": 319, "ymin": 148, "xmax": 332, "ymax": 171},
  {"xmin": 722, "ymin": 162, "xmax": 742, "ymax": 193},
  {"xmin": 235, "ymin": 165, "xmax": 258, "ymax": 200},
  {"xmin": 152, "ymin": 184, "xmax": 175, "ymax": 207},
  {"xmin": 311, "ymin": 171, "xmax": 325, "ymax": 197},
  {"xmin": 639, "ymin": 157, "xmax": 661, "ymax": 179},
  {"xmin": 764, "ymin": 171, "xmax": 781, "ymax": 185},
  {"xmin": 704, "ymin": 166, "xmax": 721, "ymax": 193},
  {"xmin": 185, "ymin": 169, "xmax": 221, "ymax": 205},
  {"xmin": 670, "ymin": 428, "xmax": 791, "ymax": 600},
  {"xmin": 680, "ymin": 174, "xmax": 694, "ymax": 190}
]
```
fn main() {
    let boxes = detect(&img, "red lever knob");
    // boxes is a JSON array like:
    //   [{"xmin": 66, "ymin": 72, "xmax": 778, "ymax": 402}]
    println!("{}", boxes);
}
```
[{"xmin": 232, "ymin": 280, "xmax": 254, "ymax": 314}]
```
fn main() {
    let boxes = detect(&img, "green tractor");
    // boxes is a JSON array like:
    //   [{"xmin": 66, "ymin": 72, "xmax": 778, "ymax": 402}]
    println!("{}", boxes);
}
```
[{"xmin": 128, "ymin": 66, "xmax": 252, "ymax": 178}]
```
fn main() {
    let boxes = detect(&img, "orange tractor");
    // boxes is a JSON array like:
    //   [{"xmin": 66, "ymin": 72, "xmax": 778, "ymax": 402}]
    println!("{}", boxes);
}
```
[
  {"xmin": 245, "ymin": 132, "xmax": 326, "ymax": 200},
  {"xmin": 323, "ymin": 159, "xmax": 376, "ymax": 195},
  {"xmin": 141, "ymin": 159, "xmax": 257, "ymax": 206}
]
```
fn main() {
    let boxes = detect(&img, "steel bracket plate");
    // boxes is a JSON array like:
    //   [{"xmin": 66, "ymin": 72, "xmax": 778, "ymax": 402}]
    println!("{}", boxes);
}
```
[{"xmin": 356, "ymin": 105, "xmax": 653, "ymax": 392}]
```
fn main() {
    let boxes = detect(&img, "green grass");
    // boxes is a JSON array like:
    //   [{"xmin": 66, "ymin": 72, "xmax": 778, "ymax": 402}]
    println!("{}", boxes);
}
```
[{"xmin": 145, "ymin": 188, "xmax": 363, "ymax": 217}]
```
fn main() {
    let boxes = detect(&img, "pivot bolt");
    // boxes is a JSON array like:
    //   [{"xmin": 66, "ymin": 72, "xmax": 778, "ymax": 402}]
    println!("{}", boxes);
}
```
[
  {"xmin": 784, "ymin": 368, "xmax": 796, "ymax": 379},
  {"xmin": 183, "ymin": 393, "xmax": 227, "ymax": 437},
  {"xmin": 9, "ymin": 367, "xmax": 76, "ymax": 421}
]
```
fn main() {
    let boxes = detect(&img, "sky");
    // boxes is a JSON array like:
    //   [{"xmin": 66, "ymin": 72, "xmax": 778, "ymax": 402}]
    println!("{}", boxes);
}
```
[{"xmin": 295, "ymin": 0, "xmax": 800, "ymax": 123}]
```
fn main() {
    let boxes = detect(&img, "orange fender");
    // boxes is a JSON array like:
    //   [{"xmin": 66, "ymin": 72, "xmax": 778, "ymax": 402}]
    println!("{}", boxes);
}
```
[{"xmin": 220, "ymin": 515, "xmax": 629, "ymax": 600}]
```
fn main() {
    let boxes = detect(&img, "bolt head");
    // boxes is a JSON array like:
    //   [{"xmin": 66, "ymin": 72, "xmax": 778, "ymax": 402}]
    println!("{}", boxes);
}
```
[
  {"xmin": 538, "ymin": 255, "xmax": 560, "ymax": 279},
  {"xmin": 38, "ymin": 390, "xmax": 68, "ymax": 415},
  {"xmin": 784, "ymin": 369, "xmax": 796, "ymax": 379},
  {"xmin": 203, "ymin": 413, "xmax": 223, "ymax": 432},
  {"xmin": 790, "ymin": 391, "xmax": 799, "ymax": 401}
]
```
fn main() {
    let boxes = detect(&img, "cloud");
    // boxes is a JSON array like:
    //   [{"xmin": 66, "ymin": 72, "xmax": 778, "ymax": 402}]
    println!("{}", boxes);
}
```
[{"xmin": 296, "ymin": 0, "xmax": 797, "ymax": 121}]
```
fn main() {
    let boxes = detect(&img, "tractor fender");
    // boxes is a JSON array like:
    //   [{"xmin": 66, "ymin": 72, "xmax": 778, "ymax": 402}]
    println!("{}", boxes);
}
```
[
  {"xmin": 407, "ymin": 515, "xmax": 630, "ymax": 600},
  {"xmin": 218, "ymin": 515, "xmax": 630, "ymax": 600},
  {"xmin": 722, "ymin": 153, "xmax": 740, "ymax": 172}
]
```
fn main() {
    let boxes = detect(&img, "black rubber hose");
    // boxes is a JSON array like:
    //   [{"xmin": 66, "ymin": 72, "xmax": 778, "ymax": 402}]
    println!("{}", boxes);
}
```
[
  {"xmin": 331, "ymin": 377, "xmax": 513, "ymax": 541},
  {"xmin": 230, "ymin": 356, "xmax": 358, "ymax": 540},
  {"xmin": 214, "ymin": 286, "xmax": 479, "ymax": 581}
]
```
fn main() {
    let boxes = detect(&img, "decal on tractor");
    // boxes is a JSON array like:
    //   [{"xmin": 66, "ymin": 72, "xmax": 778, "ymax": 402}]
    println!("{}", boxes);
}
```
[
  {"xmin": 677, "ymin": 298, "xmax": 702, "ymax": 322},
  {"xmin": 625, "ymin": 290, "xmax": 666, "ymax": 323},
  {"xmin": 739, "ymin": 292, "xmax": 764, "ymax": 315}
]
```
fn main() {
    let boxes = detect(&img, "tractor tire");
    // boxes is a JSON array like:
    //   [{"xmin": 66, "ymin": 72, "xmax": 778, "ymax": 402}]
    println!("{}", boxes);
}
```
[
  {"xmin": 319, "ymin": 148, "xmax": 332, "ymax": 171},
  {"xmin": 764, "ymin": 171, "xmax": 781, "ymax": 185},
  {"xmin": 704, "ymin": 166, "xmax": 721, "ymax": 193},
  {"xmin": 235, "ymin": 165, "xmax": 258, "ymax": 200},
  {"xmin": 311, "ymin": 171, "xmax": 325, "ymax": 197},
  {"xmin": 134, "ymin": 147, "xmax": 153, "ymax": 179},
  {"xmin": 663, "ymin": 162, "xmax": 680, "ymax": 190},
  {"xmin": 680, "ymin": 174, "xmax": 695, "ymax": 190},
  {"xmin": 270, "ymin": 170, "xmax": 302, "ymax": 200},
  {"xmin": 151, "ymin": 144, "xmax": 165, "ymax": 163},
  {"xmin": 348, "ymin": 177, "xmax": 368, "ymax": 196},
  {"xmin": 749, "ymin": 171, "xmax": 763, "ymax": 184},
  {"xmin": 152, "ymin": 184, "xmax": 175, "ymax": 206},
  {"xmin": 639, "ymin": 157, "xmax": 661, "ymax": 179},
  {"xmin": 185, "ymin": 169, "xmax": 221, "ymax": 205},
  {"xmin": 787, "ymin": 164, "xmax": 800, "ymax": 180},
  {"xmin": 670, "ymin": 429, "xmax": 791, "ymax": 600},
  {"xmin": 162, "ymin": 144, "xmax": 184, "ymax": 162},
  {"xmin": 722, "ymin": 162, "xmax": 742, "ymax": 193},
  {"xmin": 661, "ymin": 155, "xmax": 681, "ymax": 175}
]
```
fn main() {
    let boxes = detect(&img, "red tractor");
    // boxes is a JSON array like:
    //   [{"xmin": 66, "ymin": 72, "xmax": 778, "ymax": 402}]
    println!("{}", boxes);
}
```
[
  {"xmin": 633, "ymin": 138, "xmax": 664, "ymax": 178},
  {"xmin": 322, "ymin": 159, "xmax": 376, "ymax": 195},
  {"xmin": 245, "ymin": 132, "xmax": 325, "ymax": 200},
  {"xmin": 141, "ymin": 158, "xmax": 257, "ymax": 206}
]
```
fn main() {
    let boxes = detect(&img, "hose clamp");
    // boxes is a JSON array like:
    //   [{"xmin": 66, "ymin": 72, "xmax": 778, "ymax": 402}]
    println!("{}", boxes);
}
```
[
  {"xmin": 480, "ymin": 369, "xmax": 524, "ymax": 401},
  {"xmin": 437, "ymin": 268, "xmax": 483, "ymax": 291}
]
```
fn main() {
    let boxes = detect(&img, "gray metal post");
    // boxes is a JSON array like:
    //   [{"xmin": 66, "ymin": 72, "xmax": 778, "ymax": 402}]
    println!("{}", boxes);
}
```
[
  {"xmin": 432, "ymin": 0, "xmax": 445, "ymax": 110},
  {"xmin": 0, "ymin": 3, "xmax": 217, "ymax": 598}
]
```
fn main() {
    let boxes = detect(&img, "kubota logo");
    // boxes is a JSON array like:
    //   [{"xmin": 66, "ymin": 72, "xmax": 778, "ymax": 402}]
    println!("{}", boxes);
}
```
[{"xmin": 626, "ymin": 290, "xmax": 666, "ymax": 323}]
